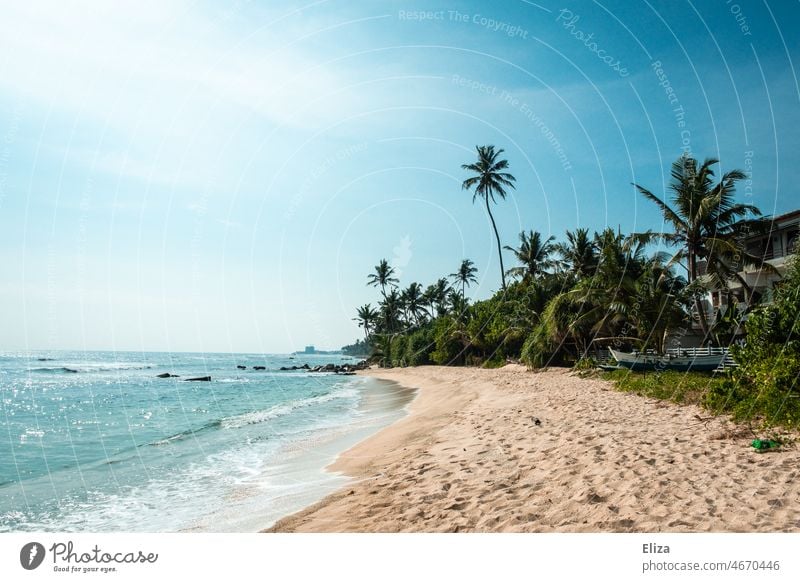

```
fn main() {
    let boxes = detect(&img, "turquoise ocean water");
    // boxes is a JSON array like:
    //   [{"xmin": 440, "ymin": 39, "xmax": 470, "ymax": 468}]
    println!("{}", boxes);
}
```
[{"xmin": 0, "ymin": 351, "xmax": 413, "ymax": 532}]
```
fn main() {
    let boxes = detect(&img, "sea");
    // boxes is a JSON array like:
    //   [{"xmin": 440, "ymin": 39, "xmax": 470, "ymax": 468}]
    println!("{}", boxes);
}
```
[{"xmin": 0, "ymin": 351, "xmax": 415, "ymax": 532}]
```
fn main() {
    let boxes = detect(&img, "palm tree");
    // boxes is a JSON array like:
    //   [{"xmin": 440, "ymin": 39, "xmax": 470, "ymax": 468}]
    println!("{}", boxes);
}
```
[
  {"xmin": 400, "ymin": 282, "xmax": 426, "ymax": 326},
  {"xmin": 555, "ymin": 228, "xmax": 597, "ymax": 279},
  {"xmin": 446, "ymin": 288, "xmax": 469, "ymax": 318},
  {"xmin": 462, "ymin": 145, "xmax": 516, "ymax": 291},
  {"xmin": 630, "ymin": 255, "xmax": 689, "ymax": 353},
  {"xmin": 367, "ymin": 258, "xmax": 399, "ymax": 300},
  {"xmin": 424, "ymin": 278, "xmax": 450, "ymax": 318},
  {"xmin": 450, "ymin": 259, "xmax": 478, "ymax": 299},
  {"xmin": 538, "ymin": 230, "xmax": 648, "ymax": 360},
  {"xmin": 634, "ymin": 155, "xmax": 764, "ymax": 336},
  {"xmin": 353, "ymin": 304, "xmax": 379, "ymax": 343},
  {"xmin": 378, "ymin": 288, "xmax": 403, "ymax": 334},
  {"xmin": 504, "ymin": 230, "xmax": 556, "ymax": 281}
]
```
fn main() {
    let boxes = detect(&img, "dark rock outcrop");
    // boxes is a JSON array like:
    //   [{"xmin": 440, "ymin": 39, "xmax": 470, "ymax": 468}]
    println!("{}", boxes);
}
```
[
  {"xmin": 184, "ymin": 376, "xmax": 211, "ymax": 382},
  {"xmin": 236, "ymin": 365, "xmax": 246, "ymax": 370},
  {"xmin": 306, "ymin": 360, "xmax": 369, "ymax": 374},
  {"xmin": 253, "ymin": 366, "xmax": 266, "ymax": 370},
  {"xmin": 156, "ymin": 372, "xmax": 179, "ymax": 378}
]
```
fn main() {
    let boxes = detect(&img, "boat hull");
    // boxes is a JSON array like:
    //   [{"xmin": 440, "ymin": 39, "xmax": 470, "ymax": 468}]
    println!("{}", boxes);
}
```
[{"xmin": 608, "ymin": 349, "xmax": 723, "ymax": 372}]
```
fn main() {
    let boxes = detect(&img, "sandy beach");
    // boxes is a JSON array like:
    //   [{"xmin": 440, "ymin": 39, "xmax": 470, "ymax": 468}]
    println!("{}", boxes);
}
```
[{"xmin": 267, "ymin": 365, "xmax": 800, "ymax": 532}]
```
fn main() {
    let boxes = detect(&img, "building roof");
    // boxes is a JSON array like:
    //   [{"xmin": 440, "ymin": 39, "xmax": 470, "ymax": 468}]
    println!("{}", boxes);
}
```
[{"xmin": 770, "ymin": 208, "xmax": 800, "ymax": 224}]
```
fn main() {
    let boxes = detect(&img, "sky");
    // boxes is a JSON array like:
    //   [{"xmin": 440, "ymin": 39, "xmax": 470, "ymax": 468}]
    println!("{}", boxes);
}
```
[{"xmin": 0, "ymin": 0, "xmax": 798, "ymax": 353}]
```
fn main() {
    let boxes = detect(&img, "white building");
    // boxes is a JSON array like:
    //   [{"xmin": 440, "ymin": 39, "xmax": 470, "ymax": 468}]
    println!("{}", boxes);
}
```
[{"xmin": 705, "ymin": 208, "xmax": 798, "ymax": 327}]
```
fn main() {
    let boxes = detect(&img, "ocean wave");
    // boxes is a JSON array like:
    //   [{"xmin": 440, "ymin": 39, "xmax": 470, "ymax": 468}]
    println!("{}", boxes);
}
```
[
  {"xmin": 219, "ymin": 387, "xmax": 359, "ymax": 430},
  {"xmin": 147, "ymin": 420, "xmax": 223, "ymax": 446},
  {"xmin": 29, "ymin": 364, "xmax": 153, "ymax": 374}
]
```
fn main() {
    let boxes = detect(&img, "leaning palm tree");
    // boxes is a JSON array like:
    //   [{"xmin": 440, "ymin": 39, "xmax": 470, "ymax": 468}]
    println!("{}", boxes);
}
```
[
  {"xmin": 450, "ymin": 259, "xmax": 478, "ymax": 300},
  {"xmin": 540, "ymin": 230, "xmax": 649, "ymax": 360},
  {"xmin": 462, "ymin": 145, "xmax": 516, "ymax": 291},
  {"xmin": 634, "ymin": 155, "xmax": 764, "ymax": 336},
  {"xmin": 504, "ymin": 230, "xmax": 556, "ymax": 282},
  {"xmin": 353, "ymin": 304, "xmax": 379, "ymax": 343},
  {"xmin": 367, "ymin": 258, "xmax": 399, "ymax": 300}
]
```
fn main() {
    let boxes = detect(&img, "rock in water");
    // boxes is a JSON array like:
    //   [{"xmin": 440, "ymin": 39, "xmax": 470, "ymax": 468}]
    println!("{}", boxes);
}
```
[{"xmin": 185, "ymin": 376, "xmax": 211, "ymax": 382}]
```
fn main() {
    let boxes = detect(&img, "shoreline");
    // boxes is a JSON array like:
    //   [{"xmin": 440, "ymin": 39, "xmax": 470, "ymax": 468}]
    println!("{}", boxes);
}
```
[
  {"xmin": 266, "ymin": 365, "xmax": 800, "ymax": 533},
  {"xmin": 220, "ymin": 375, "xmax": 416, "ymax": 532}
]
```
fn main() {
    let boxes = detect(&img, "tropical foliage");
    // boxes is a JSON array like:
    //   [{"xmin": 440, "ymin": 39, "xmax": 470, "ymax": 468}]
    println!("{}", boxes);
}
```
[
  {"xmin": 705, "ymin": 251, "xmax": 800, "ymax": 427},
  {"xmin": 340, "ymin": 151, "xmax": 800, "ymax": 431},
  {"xmin": 504, "ymin": 230, "xmax": 556, "ymax": 282},
  {"xmin": 353, "ymin": 225, "xmax": 694, "ymax": 369},
  {"xmin": 633, "ymin": 156, "xmax": 767, "ymax": 335}
]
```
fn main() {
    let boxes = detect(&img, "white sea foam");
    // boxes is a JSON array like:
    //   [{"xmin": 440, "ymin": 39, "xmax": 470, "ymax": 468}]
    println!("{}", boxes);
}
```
[{"xmin": 220, "ymin": 387, "xmax": 359, "ymax": 429}]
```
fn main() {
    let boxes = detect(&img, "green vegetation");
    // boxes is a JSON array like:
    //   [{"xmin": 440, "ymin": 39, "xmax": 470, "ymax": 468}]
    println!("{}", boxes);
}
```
[
  {"xmin": 705, "ymin": 253, "xmax": 800, "ymax": 427},
  {"xmin": 345, "ymin": 148, "xmax": 797, "ymax": 426},
  {"xmin": 633, "ymin": 156, "xmax": 769, "ymax": 335},
  {"xmin": 602, "ymin": 370, "xmax": 723, "ymax": 406},
  {"xmin": 341, "ymin": 339, "xmax": 372, "ymax": 357}
]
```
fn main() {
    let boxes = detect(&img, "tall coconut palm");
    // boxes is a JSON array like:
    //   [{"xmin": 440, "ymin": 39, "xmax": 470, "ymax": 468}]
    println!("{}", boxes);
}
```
[
  {"xmin": 634, "ymin": 155, "xmax": 763, "ymax": 336},
  {"xmin": 367, "ymin": 258, "xmax": 399, "ymax": 300},
  {"xmin": 462, "ymin": 145, "xmax": 516, "ymax": 291},
  {"xmin": 353, "ymin": 304, "xmax": 379, "ymax": 343},
  {"xmin": 450, "ymin": 259, "xmax": 478, "ymax": 300},
  {"xmin": 555, "ymin": 228, "xmax": 597, "ymax": 279},
  {"xmin": 504, "ymin": 230, "xmax": 556, "ymax": 282}
]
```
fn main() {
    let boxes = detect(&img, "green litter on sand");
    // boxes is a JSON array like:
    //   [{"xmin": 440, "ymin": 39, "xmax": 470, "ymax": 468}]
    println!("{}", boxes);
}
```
[{"xmin": 751, "ymin": 439, "xmax": 781, "ymax": 451}]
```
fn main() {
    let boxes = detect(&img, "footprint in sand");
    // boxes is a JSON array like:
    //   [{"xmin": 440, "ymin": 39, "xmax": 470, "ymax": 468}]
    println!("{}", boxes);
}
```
[{"xmin": 445, "ymin": 502, "xmax": 467, "ymax": 511}]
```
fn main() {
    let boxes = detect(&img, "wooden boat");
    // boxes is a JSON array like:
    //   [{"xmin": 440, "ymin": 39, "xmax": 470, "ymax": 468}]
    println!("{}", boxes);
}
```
[{"xmin": 608, "ymin": 348, "xmax": 724, "ymax": 372}]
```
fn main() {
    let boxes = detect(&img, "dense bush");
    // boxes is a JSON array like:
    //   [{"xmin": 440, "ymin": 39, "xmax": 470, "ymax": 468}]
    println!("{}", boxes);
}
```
[
  {"xmin": 704, "ymin": 253, "xmax": 800, "ymax": 427},
  {"xmin": 430, "ymin": 315, "xmax": 468, "ymax": 365},
  {"xmin": 520, "ymin": 324, "xmax": 552, "ymax": 368},
  {"xmin": 389, "ymin": 335, "xmax": 408, "ymax": 367},
  {"xmin": 404, "ymin": 326, "xmax": 435, "ymax": 366}
]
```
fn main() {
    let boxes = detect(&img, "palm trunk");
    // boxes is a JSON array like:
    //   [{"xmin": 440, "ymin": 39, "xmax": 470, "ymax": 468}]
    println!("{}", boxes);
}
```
[
  {"xmin": 689, "ymin": 251, "xmax": 710, "ymax": 338},
  {"xmin": 485, "ymin": 197, "xmax": 507, "ymax": 291}
]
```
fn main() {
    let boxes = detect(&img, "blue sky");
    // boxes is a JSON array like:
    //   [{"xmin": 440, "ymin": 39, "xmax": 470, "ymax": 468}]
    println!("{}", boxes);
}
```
[{"xmin": 1, "ymin": 0, "xmax": 798, "ymax": 353}]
